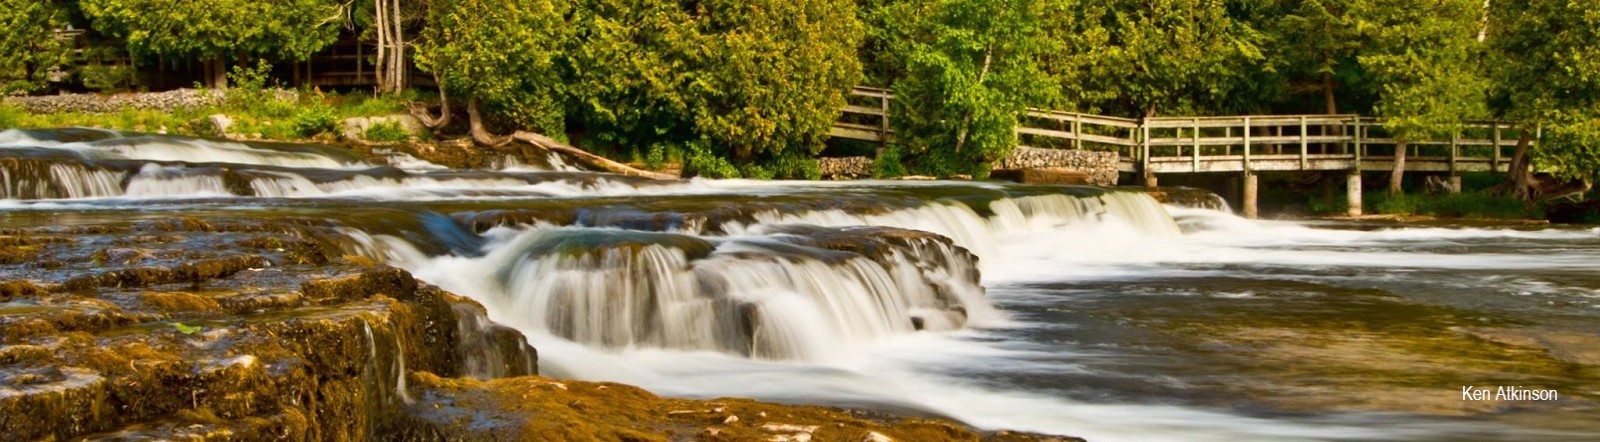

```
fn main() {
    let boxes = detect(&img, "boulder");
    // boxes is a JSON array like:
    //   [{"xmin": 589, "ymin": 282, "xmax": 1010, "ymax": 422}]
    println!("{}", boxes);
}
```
[
  {"xmin": 342, "ymin": 114, "xmax": 427, "ymax": 142},
  {"xmin": 207, "ymin": 114, "xmax": 233, "ymax": 136}
]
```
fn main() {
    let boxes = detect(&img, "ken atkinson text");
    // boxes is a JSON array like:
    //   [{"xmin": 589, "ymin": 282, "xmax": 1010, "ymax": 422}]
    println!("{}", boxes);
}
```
[{"xmin": 1462, "ymin": 386, "xmax": 1558, "ymax": 401}]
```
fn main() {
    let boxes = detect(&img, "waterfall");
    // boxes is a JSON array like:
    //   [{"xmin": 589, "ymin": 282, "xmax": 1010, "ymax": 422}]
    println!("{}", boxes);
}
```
[
  {"xmin": 0, "ymin": 160, "xmax": 123, "ymax": 199},
  {"xmin": 410, "ymin": 227, "xmax": 989, "ymax": 361},
  {"xmin": 725, "ymin": 191, "xmax": 1181, "ymax": 268}
]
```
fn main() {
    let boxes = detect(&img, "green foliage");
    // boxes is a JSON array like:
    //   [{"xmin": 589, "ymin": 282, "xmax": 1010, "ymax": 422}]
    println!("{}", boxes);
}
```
[
  {"xmin": 1486, "ymin": 1, "xmax": 1600, "ymax": 182},
  {"xmin": 872, "ymin": 147, "xmax": 909, "ymax": 178},
  {"xmin": 1357, "ymin": 0, "xmax": 1487, "ymax": 140},
  {"xmin": 1046, "ymin": 0, "xmax": 1269, "ymax": 117},
  {"xmin": 79, "ymin": 63, "xmax": 141, "ymax": 92},
  {"xmin": 417, "ymin": 0, "xmax": 569, "ymax": 135},
  {"xmin": 364, "ymin": 121, "xmax": 412, "ymax": 143},
  {"xmin": 885, "ymin": 0, "xmax": 1049, "ymax": 178},
  {"xmin": 0, "ymin": 103, "xmax": 21, "ymax": 128},
  {"xmin": 683, "ymin": 144, "xmax": 742, "ymax": 179},
  {"xmin": 0, "ymin": 0, "xmax": 71, "ymax": 94},
  {"xmin": 566, "ymin": 0, "xmax": 862, "ymax": 178},
  {"xmin": 290, "ymin": 105, "xmax": 339, "ymax": 138},
  {"xmin": 1368, "ymin": 192, "xmax": 1535, "ymax": 219},
  {"xmin": 80, "ymin": 0, "xmax": 341, "ymax": 65}
]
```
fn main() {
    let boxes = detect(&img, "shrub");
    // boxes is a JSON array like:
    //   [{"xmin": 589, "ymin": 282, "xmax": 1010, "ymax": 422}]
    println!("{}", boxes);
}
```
[
  {"xmin": 682, "ymin": 143, "xmax": 741, "ymax": 179},
  {"xmin": 363, "ymin": 121, "xmax": 411, "ymax": 143},
  {"xmin": 1369, "ymin": 192, "xmax": 1535, "ymax": 219},
  {"xmin": 290, "ymin": 105, "xmax": 339, "ymax": 138},
  {"xmin": 80, "ymin": 63, "xmax": 141, "ymax": 92},
  {"xmin": 0, "ymin": 103, "xmax": 21, "ymax": 129},
  {"xmin": 872, "ymin": 147, "xmax": 908, "ymax": 178}
]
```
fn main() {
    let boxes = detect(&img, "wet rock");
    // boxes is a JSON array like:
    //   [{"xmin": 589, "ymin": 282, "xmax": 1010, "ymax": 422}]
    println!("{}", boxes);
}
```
[
  {"xmin": 0, "ymin": 220, "xmax": 537, "ymax": 441},
  {"xmin": 400, "ymin": 374, "xmax": 1079, "ymax": 442}
]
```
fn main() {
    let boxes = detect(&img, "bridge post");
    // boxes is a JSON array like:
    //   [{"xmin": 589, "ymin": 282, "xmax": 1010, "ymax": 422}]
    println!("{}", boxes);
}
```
[
  {"xmin": 1346, "ymin": 171, "xmax": 1363, "ymax": 217},
  {"xmin": 1243, "ymin": 171, "xmax": 1259, "ymax": 219},
  {"xmin": 1141, "ymin": 123, "xmax": 1155, "ymax": 188},
  {"xmin": 1449, "ymin": 130, "xmax": 1461, "ymax": 194}
]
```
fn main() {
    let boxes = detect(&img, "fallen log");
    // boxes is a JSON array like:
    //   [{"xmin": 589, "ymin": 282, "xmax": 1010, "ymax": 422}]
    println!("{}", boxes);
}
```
[{"xmin": 510, "ymin": 131, "xmax": 678, "ymax": 180}]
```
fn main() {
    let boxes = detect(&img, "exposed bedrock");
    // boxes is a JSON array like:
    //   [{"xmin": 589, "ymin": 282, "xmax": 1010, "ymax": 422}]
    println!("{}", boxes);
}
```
[{"xmin": 0, "ymin": 220, "xmax": 534, "ymax": 441}]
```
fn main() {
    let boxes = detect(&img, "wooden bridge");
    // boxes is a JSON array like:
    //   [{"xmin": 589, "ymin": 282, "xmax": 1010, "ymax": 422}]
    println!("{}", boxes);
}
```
[{"xmin": 832, "ymin": 87, "xmax": 1529, "ymax": 218}]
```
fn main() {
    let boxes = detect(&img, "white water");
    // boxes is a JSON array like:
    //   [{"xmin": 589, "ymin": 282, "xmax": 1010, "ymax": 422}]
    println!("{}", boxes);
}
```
[
  {"xmin": 379, "ymin": 188, "xmax": 1600, "ymax": 441},
  {"xmin": 376, "ymin": 192, "xmax": 1394, "ymax": 441}
]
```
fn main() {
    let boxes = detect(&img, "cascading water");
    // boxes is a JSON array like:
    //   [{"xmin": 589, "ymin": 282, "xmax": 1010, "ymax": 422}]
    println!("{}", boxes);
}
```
[
  {"xmin": 6, "ymin": 129, "xmax": 1598, "ymax": 442},
  {"xmin": 404, "ymin": 226, "xmax": 989, "ymax": 361}
]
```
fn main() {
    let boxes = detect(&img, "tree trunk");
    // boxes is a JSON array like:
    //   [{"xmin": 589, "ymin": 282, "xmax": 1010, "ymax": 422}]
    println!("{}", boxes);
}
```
[
  {"xmin": 467, "ymin": 98, "xmax": 511, "ymax": 146},
  {"xmin": 1322, "ymin": 71, "xmax": 1338, "ymax": 115},
  {"xmin": 1493, "ymin": 130, "xmax": 1537, "ymax": 200},
  {"xmin": 410, "ymin": 73, "xmax": 452, "ymax": 129},
  {"xmin": 374, "ymin": 0, "xmax": 389, "ymax": 92},
  {"xmin": 209, "ymin": 56, "xmax": 228, "ymax": 89},
  {"xmin": 952, "ymin": 44, "xmax": 994, "ymax": 155},
  {"xmin": 391, "ymin": 0, "xmax": 406, "ymax": 91},
  {"xmin": 1389, "ymin": 140, "xmax": 1408, "ymax": 196}
]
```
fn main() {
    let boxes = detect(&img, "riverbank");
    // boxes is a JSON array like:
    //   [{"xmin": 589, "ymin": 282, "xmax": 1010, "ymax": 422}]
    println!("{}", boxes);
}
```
[{"xmin": 0, "ymin": 216, "xmax": 1080, "ymax": 441}]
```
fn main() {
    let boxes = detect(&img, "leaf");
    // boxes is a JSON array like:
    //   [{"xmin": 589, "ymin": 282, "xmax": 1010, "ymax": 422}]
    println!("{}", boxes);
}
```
[{"xmin": 174, "ymin": 322, "xmax": 202, "ymax": 335}]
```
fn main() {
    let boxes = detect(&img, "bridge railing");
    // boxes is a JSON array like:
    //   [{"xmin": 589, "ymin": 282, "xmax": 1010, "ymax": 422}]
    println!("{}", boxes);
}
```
[{"xmin": 830, "ymin": 87, "xmax": 1528, "ymax": 174}]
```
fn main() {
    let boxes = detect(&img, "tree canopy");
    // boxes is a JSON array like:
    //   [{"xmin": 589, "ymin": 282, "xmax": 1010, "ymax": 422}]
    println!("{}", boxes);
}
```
[
  {"xmin": 1485, "ymin": 0, "xmax": 1600, "ymax": 196},
  {"xmin": 80, "ymin": 0, "xmax": 343, "ymax": 86},
  {"xmin": 7, "ymin": 0, "xmax": 1600, "ymax": 189},
  {"xmin": 0, "ymin": 0, "xmax": 71, "ymax": 94},
  {"xmin": 883, "ymin": 0, "xmax": 1051, "ymax": 178}
]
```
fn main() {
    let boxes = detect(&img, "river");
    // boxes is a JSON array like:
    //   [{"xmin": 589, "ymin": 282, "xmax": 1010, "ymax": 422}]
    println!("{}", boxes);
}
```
[{"xmin": 3, "ymin": 129, "xmax": 1596, "ymax": 441}]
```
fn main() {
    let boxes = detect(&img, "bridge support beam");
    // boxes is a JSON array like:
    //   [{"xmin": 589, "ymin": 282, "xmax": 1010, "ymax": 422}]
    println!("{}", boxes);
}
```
[
  {"xmin": 1242, "ymin": 171, "xmax": 1259, "ymax": 219},
  {"xmin": 1347, "ymin": 172, "xmax": 1363, "ymax": 217},
  {"xmin": 1142, "ymin": 172, "xmax": 1158, "ymax": 189},
  {"xmin": 1448, "ymin": 174, "xmax": 1462, "ymax": 194}
]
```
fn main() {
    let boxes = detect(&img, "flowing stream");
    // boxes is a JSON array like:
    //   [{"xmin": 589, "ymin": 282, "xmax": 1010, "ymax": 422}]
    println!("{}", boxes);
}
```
[{"xmin": 3, "ymin": 129, "xmax": 1597, "ymax": 441}]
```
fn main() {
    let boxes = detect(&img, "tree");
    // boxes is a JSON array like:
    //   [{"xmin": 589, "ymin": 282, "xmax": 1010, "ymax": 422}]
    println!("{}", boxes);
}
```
[
  {"xmin": 1055, "ymin": 0, "xmax": 1269, "ymax": 118},
  {"xmin": 0, "ymin": 0, "xmax": 71, "ymax": 94},
  {"xmin": 1355, "ymin": 0, "xmax": 1487, "ymax": 195},
  {"xmin": 566, "ymin": 0, "xmax": 862, "ymax": 178},
  {"xmin": 80, "ymin": 0, "xmax": 343, "ymax": 88},
  {"xmin": 884, "ymin": 0, "xmax": 1050, "ymax": 178},
  {"xmin": 1485, "ymin": 0, "xmax": 1600, "ymax": 200},
  {"xmin": 1272, "ymin": 0, "xmax": 1365, "ymax": 114},
  {"xmin": 415, "ymin": 0, "xmax": 570, "ymax": 143},
  {"xmin": 359, "ymin": 0, "xmax": 422, "ymax": 94}
]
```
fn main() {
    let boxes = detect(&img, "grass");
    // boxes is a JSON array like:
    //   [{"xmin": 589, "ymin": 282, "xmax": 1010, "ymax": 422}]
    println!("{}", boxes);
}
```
[
  {"xmin": 1309, "ymin": 189, "xmax": 1540, "ymax": 219},
  {"xmin": 0, "ymin": 87, "xmax": 417, "ymax": 143},
  {"xmin": 1368, "ymin": 192, "xmax": 1538, "ymax": 219}
]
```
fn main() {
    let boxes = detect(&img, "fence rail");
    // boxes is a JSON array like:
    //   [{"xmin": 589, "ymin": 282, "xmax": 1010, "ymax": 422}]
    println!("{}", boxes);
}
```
[{"xmin": 832, "ymin": 87, "xmax": 1527, "ymax": 177}]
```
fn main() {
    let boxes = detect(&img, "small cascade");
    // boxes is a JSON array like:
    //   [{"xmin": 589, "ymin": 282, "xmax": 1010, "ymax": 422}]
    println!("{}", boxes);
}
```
[
  {"xmin": 0, "ymin": 159, "xmax": 127, "ymax": 199},
  {"xmin": 123, "ymin": 164, "xmax": 230, "ymax": 197},
  {"xmin": 452, "ymin": 302, "xmax": 539, "ymax": 379},
  {"xmin": 729, "ymin": 191, "xmax": 1181, "ymax": 263},
  {"xmin": 419, "ymin": 226, "xmax": 989, "ymax": 361},
  {"xmin": 82, "ymin": 136, "xmax": 362, "ymax": 168}
]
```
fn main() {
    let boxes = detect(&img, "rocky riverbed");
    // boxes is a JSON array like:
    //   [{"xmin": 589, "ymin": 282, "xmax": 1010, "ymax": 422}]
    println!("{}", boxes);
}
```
[{"xmin": 0, "ymin": 217, "xmax": 1080, "ymax": 441}]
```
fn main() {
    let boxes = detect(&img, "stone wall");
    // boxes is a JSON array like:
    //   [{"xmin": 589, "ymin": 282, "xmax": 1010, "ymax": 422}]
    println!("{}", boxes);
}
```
[
  {"xmin": 819, "ymin": 156, "xmax": 874, "ymax": 179},
  {"xmin": 819, "ymin": 147, "xmax": 1119, "ymax": 185},
  {"xmin": 2, "ymin": 89, "xmax": 296, "ymax": 114},
  {"xmin": 998, "ymin": 147, "xmax": 1119, "ymax": 186}
]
